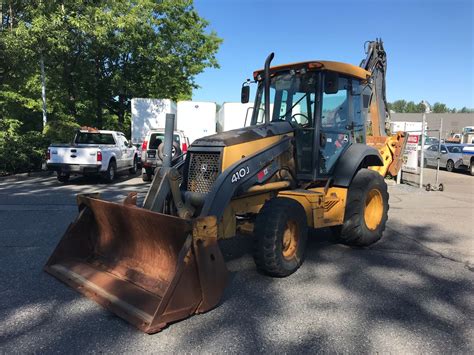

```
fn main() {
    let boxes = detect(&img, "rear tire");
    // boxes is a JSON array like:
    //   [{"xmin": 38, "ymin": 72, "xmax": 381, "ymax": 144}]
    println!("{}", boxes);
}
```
[
  {"xmin": 129, "ymin": 156, "xmax": 138, "ymax": 174},
  {"xmin": 57, "ymin": 173, "xmax": 70, "ymax": 183},
  {"xmin": 446, "ymin": 159, "xmax": 454, "ymax": 172},
  {"xmin": 253, "ymin": 197, "xmax": 308, "ymax": 277},
  {"xmin": 335, "ymin": 169, "xmax": 389, "ymax": 247},
  {"xmin": 103, "ymin": 160, "xmax": 116, "ymax": 183},
  {"xmin": 142, "ymin": 167, "xmax": 152, "ymax": 182},
  {"xmin": 470, "ymin": 161, "xmax": 474, "ymax": 176}
]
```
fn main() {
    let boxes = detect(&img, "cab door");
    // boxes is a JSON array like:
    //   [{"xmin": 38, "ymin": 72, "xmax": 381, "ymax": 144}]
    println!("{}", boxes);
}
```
[
  {"xmin": 115, "ymin": 134, "xmax": 128, "ymax": 168},
  {"xmin": 317, "ymin": 74, "xmax": 365, "ymax": 176}
]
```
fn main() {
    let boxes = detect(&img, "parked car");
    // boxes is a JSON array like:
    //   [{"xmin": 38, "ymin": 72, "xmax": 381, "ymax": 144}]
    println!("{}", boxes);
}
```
[
  {"xmin": 47, "ymin": 128, "xmax": 139, "ymax": 183},
  {"xmin": 461, "ymin": 145, "xmax": 474, "ymax": 175},
  {"xmin": 423, "ymin": 143, "xmax": 465, "ymax": 172},
  {"xmin": 141, "ymin": 129, "xmax": 189, "ymax": 181}
]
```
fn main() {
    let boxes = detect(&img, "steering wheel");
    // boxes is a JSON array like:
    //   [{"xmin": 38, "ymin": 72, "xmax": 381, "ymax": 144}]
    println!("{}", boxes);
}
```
[{"xmin": 290, "ymin": 113, "xmax": 310, "ymax": 127}]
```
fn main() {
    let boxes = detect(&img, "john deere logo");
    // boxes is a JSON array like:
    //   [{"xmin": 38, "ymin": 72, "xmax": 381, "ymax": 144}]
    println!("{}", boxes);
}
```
[{"xmin": 201, "ymin": 164, "xmax": 208, "ymax": 172}]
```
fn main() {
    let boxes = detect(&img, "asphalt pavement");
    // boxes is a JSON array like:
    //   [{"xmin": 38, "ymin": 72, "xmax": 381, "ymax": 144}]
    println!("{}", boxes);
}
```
[{"xmin": 0, "ymin": 169, "xmax": 472, "ymax": 353}]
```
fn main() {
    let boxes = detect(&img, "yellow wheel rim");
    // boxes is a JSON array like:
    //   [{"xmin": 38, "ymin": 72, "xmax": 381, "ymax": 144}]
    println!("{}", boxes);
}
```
[
  {"xmin": 364, "ymin": 188, "xmax": 383, "ymax": 231},
  {"xmin": 282, "ymin": 220, "xmax": 298, "ymax": 260}
]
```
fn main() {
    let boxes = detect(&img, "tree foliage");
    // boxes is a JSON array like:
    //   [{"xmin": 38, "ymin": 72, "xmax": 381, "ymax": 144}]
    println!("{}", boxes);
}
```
[
  {"xmin": 388, "ymin": 100, "xmax": 472, "ymax": 114},
  {"xmin": 0, "ymin": 0, "xmax": 221, "ymax": 173}
]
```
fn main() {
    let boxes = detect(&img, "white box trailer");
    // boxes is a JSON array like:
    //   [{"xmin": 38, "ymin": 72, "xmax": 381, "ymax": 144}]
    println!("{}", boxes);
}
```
[
  {"xmin": 391, "ymin": 121, "xmax": 423, "ymax": 135},
  {"xmin": 216, "ymin": 102, "xmax": 254, "ymax": 133},
  {"xmin": 131, "ymin": 98, "xmax": 177, "ymax": 145},
  {"xmin": 177, "ymin": 101, "xmax": 216, "ymax": 144}
]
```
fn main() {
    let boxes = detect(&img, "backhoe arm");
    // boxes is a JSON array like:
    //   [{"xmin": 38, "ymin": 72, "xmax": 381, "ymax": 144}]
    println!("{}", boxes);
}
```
[{"xmin": 360, "ymin": 39, "xmax": 389, "ymax": 137}]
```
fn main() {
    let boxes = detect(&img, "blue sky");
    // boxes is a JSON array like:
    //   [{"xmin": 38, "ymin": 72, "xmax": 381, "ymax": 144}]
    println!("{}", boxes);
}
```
[{"xmin": 192, "ymin": 0, "xmax": 473, "ymax": 109}]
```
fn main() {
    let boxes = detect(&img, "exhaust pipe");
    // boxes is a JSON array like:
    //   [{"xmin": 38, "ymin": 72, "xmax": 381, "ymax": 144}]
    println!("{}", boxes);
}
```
[{"xmin": 264, "ymin": 52, "xmax": 274, "ymax": 125}]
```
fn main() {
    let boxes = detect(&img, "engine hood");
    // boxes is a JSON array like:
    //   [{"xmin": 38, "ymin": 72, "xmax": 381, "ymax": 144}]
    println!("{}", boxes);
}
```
[{"xmin": 191, "ymin": 121, "xmax": 294, "ymax": 148}]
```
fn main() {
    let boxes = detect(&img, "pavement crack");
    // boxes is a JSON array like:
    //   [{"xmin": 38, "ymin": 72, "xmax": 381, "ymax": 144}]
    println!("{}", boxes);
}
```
[{"xmin": 385, "ymin": 225, "xmax": 472, "ymax": 270}]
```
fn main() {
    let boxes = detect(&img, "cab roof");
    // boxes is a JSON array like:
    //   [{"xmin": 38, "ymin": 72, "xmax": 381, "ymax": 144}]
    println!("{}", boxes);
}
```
[{"xmin": 253, "ymin": 60, "xmax": 371, "ymax": 81}]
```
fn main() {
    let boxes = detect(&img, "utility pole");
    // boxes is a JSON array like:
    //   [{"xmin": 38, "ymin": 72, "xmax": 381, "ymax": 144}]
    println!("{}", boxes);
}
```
[
  {"xmin": 40, "ymin": 53, "xmax": 47, "ymax": 129},
  {"xmin": 419, "ymin": 100, "xmax": 431, "ymax": 190},
  {"xmin": 419, "ymin": 113, "xmax": 426, "ymax": 189}
]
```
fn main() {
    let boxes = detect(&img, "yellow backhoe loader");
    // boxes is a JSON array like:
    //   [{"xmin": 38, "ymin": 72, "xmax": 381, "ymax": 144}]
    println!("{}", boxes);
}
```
[{"xmin": 45, "ymin": 39, "xmax": 406, "ymax": 333}]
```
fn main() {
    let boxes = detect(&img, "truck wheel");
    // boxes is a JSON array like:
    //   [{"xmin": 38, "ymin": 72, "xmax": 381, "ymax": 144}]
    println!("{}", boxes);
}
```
[
  {"xmin": 103, "ymin": 160, "xmax": 116, "ymax": 183},
  {"xmin": 446, "ymin": 159, "xmax": 454, "ymax": 172},
  {"xmin": 336, "ymin": 169, "xmax": 388, "ymax": 247},
  {"xmin": 129, "ymin": 156, "xmax": 138, "ymax": 174},
  {"xmin": 57, "ymin": 173, "xmax": 70, "ymax": 183},
  {"xmin": 142, "ymin": 171, "xmax": 152, "ymax": 182},
  {"xmin": 253, "ymin": 197, "xmax": 308, "ymax": 277}
]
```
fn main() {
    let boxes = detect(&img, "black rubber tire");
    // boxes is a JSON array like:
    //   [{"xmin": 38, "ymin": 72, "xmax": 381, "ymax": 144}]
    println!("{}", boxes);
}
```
[
  {"xmin": 426, "ymin": 183, "xmax": 431, "ymax": 192},
  {"xmin": 129, "ymin": 155, "xmax": 138, "ymax": 174},
  {"xmin": 470, "ymin": 161, "xmax": 474, "ymax": 176},
  {"xmin": 253, "ymin": 197, "xmax": 308, "ymax": 277},
  {"xmin": 142, "ymin": 171, "xmax": 152, "ymax": 182},
  {"xmin": 446, "ymin": 159, "xmax": 454, "ymax": 172},
  {"xmin": 103, "ymin": 160, "xmax": 116, "ymax": 183},
  {"xmin": 57, "ymin": 173, "xmax": 70, "ymax": 183},
  {"xmin": 335, "ymin": 169, "xmax": 389, "ymax": 247}
]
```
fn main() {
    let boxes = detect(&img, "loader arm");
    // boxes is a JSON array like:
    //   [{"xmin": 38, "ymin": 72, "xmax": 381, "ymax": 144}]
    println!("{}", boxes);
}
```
[{"xmin": 360, "ymin": 39, "xmax": 407, "ymax": 177}]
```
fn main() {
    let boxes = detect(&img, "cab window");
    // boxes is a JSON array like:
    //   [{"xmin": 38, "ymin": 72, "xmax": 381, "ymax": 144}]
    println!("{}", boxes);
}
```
[{"xmin": 319, "ymin": 75, "xmax": 363, "ymax": 175}]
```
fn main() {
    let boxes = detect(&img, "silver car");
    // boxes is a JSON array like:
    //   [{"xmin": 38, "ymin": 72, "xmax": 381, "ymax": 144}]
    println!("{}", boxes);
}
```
[{"xmin": 423, "ymin": 143, "xmax": 465, "ymax": 172}]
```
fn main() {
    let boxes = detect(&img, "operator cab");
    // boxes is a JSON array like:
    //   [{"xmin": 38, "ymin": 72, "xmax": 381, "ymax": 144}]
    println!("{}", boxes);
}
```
[{"xmin": 248, "ymin": 61, "xmax": 371, "ymax": 180}]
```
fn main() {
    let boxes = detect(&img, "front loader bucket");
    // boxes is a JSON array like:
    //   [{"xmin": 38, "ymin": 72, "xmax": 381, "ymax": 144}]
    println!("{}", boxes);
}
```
[{"xmin": 45, "ymin": 195, "xmax": 228, "ymax": 333}]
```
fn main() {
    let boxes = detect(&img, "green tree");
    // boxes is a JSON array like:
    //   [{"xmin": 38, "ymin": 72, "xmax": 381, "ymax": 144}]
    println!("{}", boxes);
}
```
[
  {"xmin": 405, "ymin": 101, "xmax": 417, "ymax": 113},
  {"xmin": 1, "ymin": 0, "xmax": 222, "ymax": 132},
  {"xmin": 415, "ymin": 101, "xmax": 426, "ymax": 113},
  {"xmin": 0, "ymin": 0, "xmax": 221, "ymax": 174},
  {"xmin": 390, "ymin": 100, "xmax": 407, "ymax": 113},
  {"xmin": 432, "ymin": 102, "xmax": 448, "ymax": 113}
]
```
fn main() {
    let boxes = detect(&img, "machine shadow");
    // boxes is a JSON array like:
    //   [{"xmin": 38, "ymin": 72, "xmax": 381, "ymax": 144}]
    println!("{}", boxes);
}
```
[{"xmin": 173, "ymin": 224, "xmax": 472, "ymax": 352}]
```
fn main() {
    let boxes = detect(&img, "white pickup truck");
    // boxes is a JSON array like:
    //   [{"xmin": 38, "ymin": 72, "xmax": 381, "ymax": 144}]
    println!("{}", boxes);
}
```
[{"xmin": 47, "ymin": 129, "xmax": 139, "ymax": 183}]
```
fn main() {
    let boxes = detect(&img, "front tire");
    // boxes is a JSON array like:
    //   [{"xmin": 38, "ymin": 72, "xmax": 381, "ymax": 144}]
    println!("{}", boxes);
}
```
[
  {"xmin": 336, "ymin": 169, "xmax": 389, "ymax": 247},
  {"xmin": 253, "ymin": 197, "xmax": 308, "ymax": 277},
  {"xmin": 470, "ymin": 161, "xmax": 474, "ymax": 176},
  {"xmin": 57, "ymin": 173, "xmax": 70, "ymax": 183}
]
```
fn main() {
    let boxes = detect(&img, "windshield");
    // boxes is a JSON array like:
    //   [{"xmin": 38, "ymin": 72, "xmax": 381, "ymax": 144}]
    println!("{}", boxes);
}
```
[
  {"xmin": 75, "ymin": 132, "xmax": 115, "ymax": 145},
  {"xmin": 425, "ymin": 137, "xmax": 439, "ymax": 145},
  {"xmin": 251, "ymin": 71, "xmax": 318, "ymax": 127}
]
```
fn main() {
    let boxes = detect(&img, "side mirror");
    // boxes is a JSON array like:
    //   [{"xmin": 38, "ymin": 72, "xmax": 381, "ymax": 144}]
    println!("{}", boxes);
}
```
[
  {"xmin": 241, "ymin": 84, "xmax": 250, "ymax": 104},
  {"xmin": 324, "ymin": 72, "xmax": 339, "ymax": 94}
]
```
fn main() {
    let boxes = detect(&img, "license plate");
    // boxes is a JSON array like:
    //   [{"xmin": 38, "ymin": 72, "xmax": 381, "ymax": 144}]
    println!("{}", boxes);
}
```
[{"xmin": 148, "ymin": 153, "xmax": 155, "ymax": 158}]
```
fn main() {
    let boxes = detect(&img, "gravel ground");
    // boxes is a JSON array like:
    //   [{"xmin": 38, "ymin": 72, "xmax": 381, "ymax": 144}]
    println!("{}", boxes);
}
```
[{"xmin": 0, "ymin": 169, "xmax": 472, "ymax": 353}]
